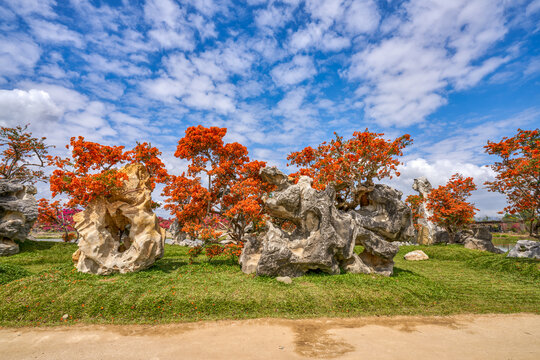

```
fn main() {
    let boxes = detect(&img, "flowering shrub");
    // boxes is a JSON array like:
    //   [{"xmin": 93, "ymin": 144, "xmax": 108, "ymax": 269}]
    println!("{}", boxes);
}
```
[
  {"xmin": 0, "ymin": 124, "xmax": 53, "ymax": 184},
  {"xmin": 485, "ymin": 129, "xmax": 539, "ymax": 237},
  {"xmin": 287, "ymin": 130, "xmax": 412, "ymax": 211},
  {"xmin": 405, "ymin": 194, "xmax": 423, "ymax": 231},
  {"xmin": 163, "ymin": 125, "xmax": 273, "ymax": 261},
  {"xmin": 426, "ymin": 174, "xmax": 478, "ymax": 235},
  {"xmin": 158, "ymin": 217, "xmax": 173, "ymax": 230},
  {"xmin": 49, "ymin": 138, "xmax": 168, "ymax": 207},
  {"xmin": 37, "ymin": 198, "xmax": 81, "ymax": 242}
]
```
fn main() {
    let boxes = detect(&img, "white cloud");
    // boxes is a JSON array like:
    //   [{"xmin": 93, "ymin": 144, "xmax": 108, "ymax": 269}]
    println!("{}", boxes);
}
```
[
  {"xmin": 255, "ymin": 4, "xmax": 294, "ymax": 30},
  {"xmin": 142, "ymin": 52, "xmax": 236, "ymax": 114},
  {"xmin": 526, "ymin": 0, "xmax": 540, "ymax": 16},
  {"xmin": 384, "ymin": 157, "xmax": 507, "ymax": 217},
  {"xmin": 288, "ymin": 0, "xmax": 378, "ymax": 53},
  {"xmin": 271, "ymin": 55, "xmax": 316, "ymax": 86},
  {"xmin": 4, "ymin": 0, "xmax": 57, "ymax": 18},
  {"xmin": 0, "ymin": 89, "xmax": 62, "ymax": 126},
  {"xmin": 524, "ymin": 56, "xmax": 540, "ymax": 76},
  {"xmin": 144, "ymin": 0, "xmax": 196, "ymax": 50},
  {"xmin": 341, "ymin": 0, "xmax": 380, "ymax": 35},
  {"xmin": 0, "ymin": 34, "xmax": 41, "ymax": 77},
  {"xmin": 81, "ymin": 73, "xmax": 125, "ymax": 100},
  {"xmin": 28, "ymin": 19, "xmax": 84, "ymax": 48},
  {"xmin": 348, "ymin": 0, "xmax": 512, "ymax": 126},
  {"xmin": 83, "ymin": 54, "xmax": 150, "ymax": 77}
]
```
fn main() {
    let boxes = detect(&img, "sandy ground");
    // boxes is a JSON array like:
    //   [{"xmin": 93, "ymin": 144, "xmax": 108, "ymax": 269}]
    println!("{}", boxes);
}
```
[{"xmin": 1, "ymin": 314, "xmax": 539, "ymax": 360}]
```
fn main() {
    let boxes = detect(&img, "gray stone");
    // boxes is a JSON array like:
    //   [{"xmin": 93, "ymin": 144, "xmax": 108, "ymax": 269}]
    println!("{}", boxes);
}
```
[
  {"xmin": 0, "ymin": 238, "xmax": 19, "ymax": 256},
  {"xmin": 0, "ymin": 180, "xmax": 38, "ymax": 256},
  {"xmin": 276, "ymin": 276, "xmax": 292, "ymax": 284},
  {"xmin": 411, "ymin": 177, "xmax": 449, "ymax": 245},
  {"xmin": 461, "ymin": 226, "xmax": 503, "ymax": 254},
  {"xmin": 507, "ymin": 240, "xmax": 540, "ymax": 260},
  {"xmin": 404, "ymin": 250, "xmax": 429, "ymax": 261},
  {"xmin": 240, "ymin": 167, "xmax": 416, "ymax": 278}
]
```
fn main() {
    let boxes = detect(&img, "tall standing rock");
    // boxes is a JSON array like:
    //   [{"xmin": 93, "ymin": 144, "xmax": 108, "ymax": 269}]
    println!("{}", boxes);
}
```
[
  {"xmin": 412, "ymin": 177, "xmax": 449, "ymax": 244},
  {"xmin": 72, "ymin": 163, "xmax": 165, "ymax": 274},
  {"xmin": 240, "ymin": 167, "xmax": 415, "ymax": 277},
  {"xmin": 0, "ymin": 180, "xmax": 38, "ymax": 256}
]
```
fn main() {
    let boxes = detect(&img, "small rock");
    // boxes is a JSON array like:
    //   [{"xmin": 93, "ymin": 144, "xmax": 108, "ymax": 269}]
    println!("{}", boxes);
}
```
[
  {"xmin": 62, "ymin": 314, "xmax": 69, "ymax": 320},
  {"xmin": 276, "ymin": 276, "xmax": 292, "ymax": 284},
  {"xmin": 404, "ymin": 250, "xmax": 429, "ymax": 261}
]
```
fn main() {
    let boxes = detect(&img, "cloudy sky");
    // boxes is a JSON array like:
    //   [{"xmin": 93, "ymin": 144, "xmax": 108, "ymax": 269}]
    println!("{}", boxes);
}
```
[{"xmin": 1, "ymin": 0, "xmax": 539, "ymax": 217}]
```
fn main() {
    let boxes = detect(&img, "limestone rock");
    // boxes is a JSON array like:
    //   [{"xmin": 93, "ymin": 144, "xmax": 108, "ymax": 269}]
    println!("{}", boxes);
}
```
[
  {"xmin": 0, "ymin": 238, "xmax": 19, "ymax": 256},
  {"xmin": 404, "ymin": 250, "xmax": 429, "ymax": 261},
  {"xmin": 72, "ymin": 163, "xmax": 165, "ymax": 275},
  {"xmin": 411, "ymin": 177, "xmax": 449, "ymax": 245},
  {"xmin": 462, "ymin": 226, "xmax": 503, "ymax": 254},
  {"xmin": 507, "ymin": 240, "xmax": 540, "ymax": 260},
  {"xmin": 0, "ymin": 180, "xmax": 38, "ymax": 256},
  {"xmin": 240, "ymin": 167, "xmax": 415, "ymax": 277},
  {"xmin": 276, "ymin": 276, "xmax": 292, "ymax": 284}
]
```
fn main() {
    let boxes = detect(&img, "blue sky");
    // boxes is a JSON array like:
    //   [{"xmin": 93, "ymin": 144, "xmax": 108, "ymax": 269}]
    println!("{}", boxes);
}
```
[{"xmin": 0, "ymin": 0, "xmax": 539, "ymax": 217}]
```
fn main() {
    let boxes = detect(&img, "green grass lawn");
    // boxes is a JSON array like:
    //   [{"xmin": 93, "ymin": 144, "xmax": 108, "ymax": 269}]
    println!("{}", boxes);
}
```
[
  {"xmin": 0, "ymin": 240, "xmax": 538, "ymax": 327},
  {"xmin": 491, "ymin": 233, "xmax": 535, "ymax": 245}
]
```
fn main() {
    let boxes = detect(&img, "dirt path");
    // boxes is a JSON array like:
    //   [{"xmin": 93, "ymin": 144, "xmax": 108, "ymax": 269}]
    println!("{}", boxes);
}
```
[{"xmin": 1, "ymin": 314, "xmax": 539, "ymax": 360}]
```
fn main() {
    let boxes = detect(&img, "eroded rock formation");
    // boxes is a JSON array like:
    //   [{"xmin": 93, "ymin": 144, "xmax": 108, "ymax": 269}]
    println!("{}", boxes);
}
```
[
  {"xmin": 72, "ymin": 163, "xmax": 165, "ymax": 274},
  {"xmin": 507, "ymin": 240, "xmax": 540, "ymax": 259},
  {"xmin": 411, "ymin": 177, "xmax": 449, "ymax": 245},
  {"xmin": 239, "ymin": 167, "xmax": 415, "ymax": 277},
  {"xmin": 0, "ymin": 180, "xmax": 38, "ymax": 256}
]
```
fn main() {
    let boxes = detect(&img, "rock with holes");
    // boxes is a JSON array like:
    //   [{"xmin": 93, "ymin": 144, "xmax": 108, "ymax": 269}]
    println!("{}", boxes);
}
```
[
  {"xmin": 72, "ymin": 163, "xmax": 165, "ymax": 274},
  {"xmin": 507, "ymin": 240, "xmax": 540, "ymax": 259},
  {"xmin": 462, "ymin": 225, "xmax": 503, "ymax": 254},
  {"xmin": 240, "ymin": 167, "xmax": 414, "ymax": 277},
  {"xmin": 412, "ymin": 177, "xmax": 449, "ymax": 245},
  {"xmin": 0, "ymin": 180, "xmax": 38, "ymax": 256}
]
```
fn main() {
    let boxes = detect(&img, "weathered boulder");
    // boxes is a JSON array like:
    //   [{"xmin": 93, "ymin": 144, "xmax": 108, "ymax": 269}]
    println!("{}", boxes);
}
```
[
  {"xmin": 0, "ymin": 180, "xmax": 38, "ymax": 256},
  {"xmin": 412, "ymin": 177, "xmax": 449, "ymax": 244},
  {"xmin": 507, "ymin": 240, "xmax": 540, "ymax": 260},
  {"xmin": 462, "ymin": 226, "xmax": 503, "ymax": 254},
  {"xmin": 404, "ymin": 250, "xmax": 429, "ymax": 261},
  {"xmin": 240, "ymin": 167, "xmax": 415, "ymax": 277},
  {"xmin": 72, "ymin": 163, "xmax": 165, "ymax": 275}
]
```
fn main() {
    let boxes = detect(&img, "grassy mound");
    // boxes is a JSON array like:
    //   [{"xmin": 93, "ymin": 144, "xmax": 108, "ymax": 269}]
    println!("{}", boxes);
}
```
[{"xmin": 0, "ymin": 241, "xmax": 538, "ymax": 327}]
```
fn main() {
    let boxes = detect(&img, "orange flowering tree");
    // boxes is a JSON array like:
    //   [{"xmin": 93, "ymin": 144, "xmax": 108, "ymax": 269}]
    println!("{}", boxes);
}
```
[
  {"xmin": 287, "ymin": 130, "xmax": 412, "ymax": 210},
  {"xmin": 484, "ymin": 129, "xmax": 539, "ymax": 237},
  {"xmin": 49, "ymin": 137, "xmax": 168, "ymax": 208},
  {"xmin": 163, "ymin": 125, "xmax": 272, "ymax": 261},
  {"xmin": 37, "ymin": 198, "xmax": 81, "ymax": 242},
  {"xmin": 405, "ymin": 194, "xmax": 423, "ymax": 230},
  {"xmin": 0, "ymin": 124, "xmax": 53, "ymax": 184},
  {"xmin": 426, "ymin": 174, "xmax": 478, "ymax": 235}
]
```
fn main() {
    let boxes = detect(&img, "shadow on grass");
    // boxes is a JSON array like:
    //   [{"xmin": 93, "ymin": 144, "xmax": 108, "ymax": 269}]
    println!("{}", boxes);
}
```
[
  {"xmin": 149, "ymin": 258, "xmax": 190, "ymax": 273},
  {"xmin": 18, "ymin": 240, "xmax": 59, "ymax": 253},
  {"xmin": 392, "ymin": 267, "xmax": 418, "ymax": 277}
]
